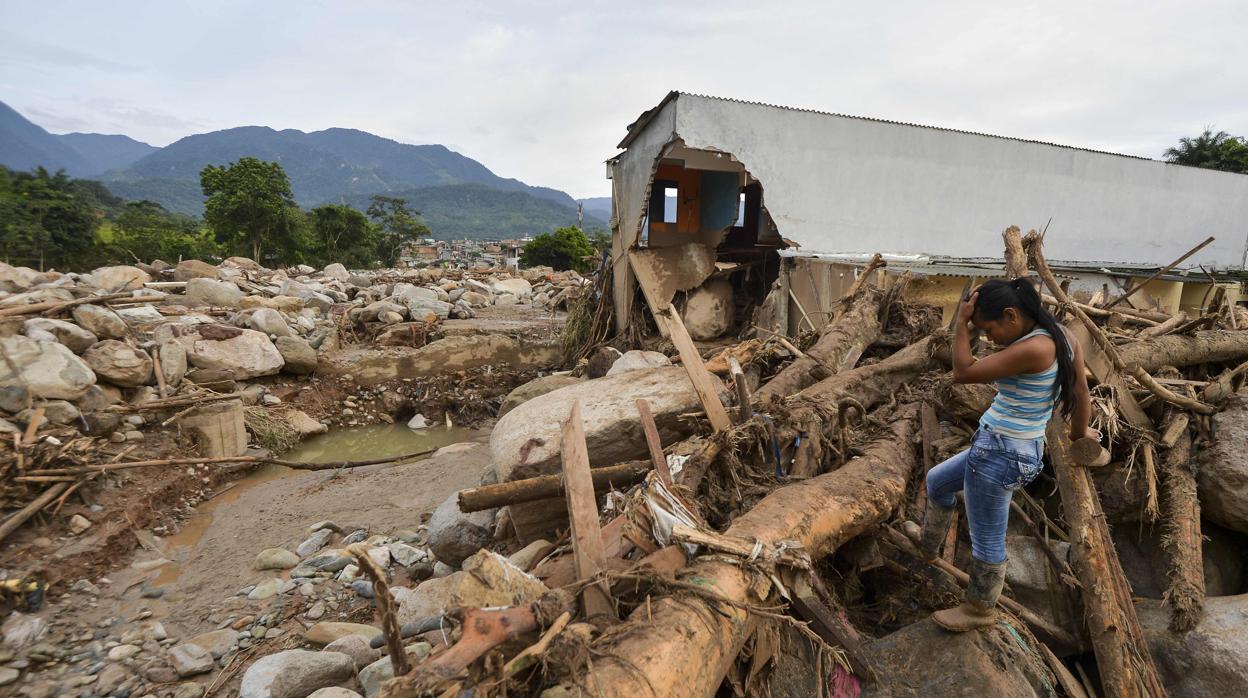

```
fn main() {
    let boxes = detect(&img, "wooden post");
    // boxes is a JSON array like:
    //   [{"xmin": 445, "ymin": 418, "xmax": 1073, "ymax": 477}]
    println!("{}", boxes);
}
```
[
  {"xmin": 1106, "ymin": 235, "xmax": 1214, "ymax": 309},
  {"xmin": 1047, "ymin": 422, "xmax": 1166, "ymax": 697},
  {"xmin": 635, "ymin": 399, "xmax": 672, "ymax": 485},
  {"xmin": 661, "ymin": 307, "xmax": 732, "ymax": 432},
  {"xmin": 560, "ymin": 399, "xmax": 615, "ymax": 619}
]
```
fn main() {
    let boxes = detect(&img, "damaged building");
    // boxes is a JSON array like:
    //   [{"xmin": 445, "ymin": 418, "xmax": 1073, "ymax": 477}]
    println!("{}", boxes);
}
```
[{"xmin": 609, "ymin": 91, "xmax": 1248, "ymax": 337}]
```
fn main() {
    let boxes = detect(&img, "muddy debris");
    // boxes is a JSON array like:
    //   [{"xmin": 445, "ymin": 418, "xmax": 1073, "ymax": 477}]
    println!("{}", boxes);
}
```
[{"xmin": 3, "ymin": 232, "xmax": 1248, "ymax": 698}]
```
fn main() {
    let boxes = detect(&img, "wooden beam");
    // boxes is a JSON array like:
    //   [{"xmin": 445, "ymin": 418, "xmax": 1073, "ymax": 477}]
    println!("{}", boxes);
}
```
[
  {"xmin": 1106, "ymin": 235, "xmax": 1214, "ymax": 308},
  {"xmin": 635, "ymin": 399, "xmax": 672, "ymax": 485},
  {"xmin": 560, "ymin": 399, "xmax": 615, "ymax": 620},
  {"xmin": 661, "ymin": 307, "xmax": 733, "ymax": 432}
]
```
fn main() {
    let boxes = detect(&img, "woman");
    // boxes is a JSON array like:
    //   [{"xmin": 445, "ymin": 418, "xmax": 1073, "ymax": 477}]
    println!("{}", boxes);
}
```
[{"xmin": 911, "ymin": 277, "xmax": 1094, "ymax": 631}]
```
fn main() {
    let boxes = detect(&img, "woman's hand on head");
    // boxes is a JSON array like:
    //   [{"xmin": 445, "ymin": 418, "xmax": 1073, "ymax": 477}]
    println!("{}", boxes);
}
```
[{"xmin": 958, "ymin": 290, "xmax": 979, "ymax": 325}]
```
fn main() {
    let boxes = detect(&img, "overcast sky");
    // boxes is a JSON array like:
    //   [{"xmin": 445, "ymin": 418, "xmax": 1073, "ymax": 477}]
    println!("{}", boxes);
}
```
[{"xmin": 3, "ymin": 0, "xmax": 1245, "ymax": 198}]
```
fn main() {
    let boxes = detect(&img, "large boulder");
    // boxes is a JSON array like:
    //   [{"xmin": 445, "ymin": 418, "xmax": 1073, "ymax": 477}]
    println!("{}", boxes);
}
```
[
  {"xmin": 318, "ymin": 335, "xmax": 561, "ymax": 385},
  {"xmin": 606, "ymin": 350, "xmax": 672, "ymax": 376},
  {"xmin": 395, "ymin": 550, "xmax": 547, "ymax": 627},
  {"xmin": 173, "ymin": 259, "xmax": 219, "ymax": 281},
  {"xmin": 72, "ymin": 304, "xmax": 127, "ymax": 339},
  {"xmin": 275, "ymin": 336, "xmax": 317, "ymax": 374},
  {"xmin": 83, "ymin": 340, "xmax": 152, "ymax": 387},
  {"xmin": 865, "ymin": 618, "xmax": 1056, "ymax": 696},
  {"xmin": 160, "ymin": 341, "xmax": 188, "ymax": 386},
  {"xmin": 490, "ymin": 278, "xmax": 532, "ymax": 298},
  {"xmin": 248, "ymin": 308, "xmax": 294, "ymax": 337},
  {"xmin": 23, "ymin": 318, "xmax": 97, "ymax": 354},
  {"xmin": 185, "ymin": 278, "xmax": 245, "ymax": 308},
  {"xmin": 498, "ymin": 374, "xmax": 585, "ymax": 417},
  {"xmin": 169, "ymin": 324, "xmax": 284, "ymax": 379},
  {"xmin": 1198, "ymin": 390, "xmax": 1248, "ymax": 534},
  {"xmin": 682, "ymin": 279, "xmax": 734, "ymax": 340},
  {"xmin": 493, "ymin": 365, "xmax": 726, "ymax": 540},
  {"xmin": 427, "ymin": 493, "xmax": 496, "ymax": 567},
  {"xmin": 322, "ymin": 263, "xmax": 349, "ymax": 282},
  {"xmin": 393, "ymin": 289, "xmax": 452, "ymax": 321},
  {"xmin": 0, "ymin": 263, "xmax": 37, "ymax": 293},
  {"xmin": 1110, "ymin": 520, "xmax": 1246, "ymax": 598},
  {"xmin": 1139, "ymin": 594, "xmax": 1248, "ymax": 697},
  {"xmin": 239, "ymin": 649, "xmax": 354, "ymax": 698},
  {"xmin": 0, "ymin": 335, "xmax": 95, "ymax": 400},
  {"xmin": 87, "ymin": 265, "xmax": 150, "ymax": 292}
]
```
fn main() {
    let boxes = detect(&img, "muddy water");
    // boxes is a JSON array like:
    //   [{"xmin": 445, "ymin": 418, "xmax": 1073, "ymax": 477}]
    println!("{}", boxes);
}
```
[{"xmin": 154, "ymin": 424, "xmax": 482, "ymax": 585}]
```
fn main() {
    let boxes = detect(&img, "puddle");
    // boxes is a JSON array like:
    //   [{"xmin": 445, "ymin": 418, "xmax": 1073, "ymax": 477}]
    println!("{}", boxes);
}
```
[
  {"xmin": 282, "ymin": 423, "xmax": 481, "ymax": 463},
  {"xmin": 152, "ymin": 424, "xmax": 482, "ymax": 586}
]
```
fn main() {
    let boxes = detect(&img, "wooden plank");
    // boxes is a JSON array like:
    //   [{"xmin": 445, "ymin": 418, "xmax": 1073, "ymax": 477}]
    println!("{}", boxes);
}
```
[
  {"xmin": 635, "ymin": 399, "xmax": 672, "ymax": 485},
  {"xmin": 661, "ymin": 308, "xmax": 733, "ymax": 432},
  {"xmin": 628, "ymin": 252, "xmax": 672, "ymax": 339},
  {"xmin": 1106, "ymin": 235, "xmax": 1215, "ymax": 308},
  {"xmin": 560, "ymin": 399, "xmax": 615, "ymax": 619}
]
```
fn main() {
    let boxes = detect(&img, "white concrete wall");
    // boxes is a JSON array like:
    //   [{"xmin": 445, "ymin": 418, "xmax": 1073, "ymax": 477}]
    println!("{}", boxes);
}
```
[{"xmin": 657, "ymin": 94, "xmax": 1248, "ymax": 269}]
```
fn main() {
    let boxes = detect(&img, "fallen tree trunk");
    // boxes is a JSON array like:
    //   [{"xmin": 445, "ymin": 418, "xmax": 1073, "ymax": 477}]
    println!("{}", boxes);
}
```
[
  {"xmin": 1047, "ymin": 422, "xmax": 1166, "ymax": 697},
  {"xmin": 789, "ymin": 334, "xmax": 943, "ymax": 408},
  {"xmin": 1117, "ymin": 330, "xmax": 1248, "ymax": 371},
  {"xmin": 1158, "ymin": 411, "xmax": 1203, "ymax": 632},
  {"xmin": 562, "ymin": 405, "xmax": 920, "ymax": 698},
  {"xmin": 755, "ymin": 287, "xmax": 884, "ymax": 401}
]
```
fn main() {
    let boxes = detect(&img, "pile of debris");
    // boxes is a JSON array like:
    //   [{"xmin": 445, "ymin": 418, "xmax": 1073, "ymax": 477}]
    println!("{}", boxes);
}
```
[
  {"xmin": 0, "ymin": 256, "xmax": 581, "ymax": 549},
  {"xmin": 212, "ymin": 228, "xmax": 1248, "ymax": 697},
  {"xmin": 3, "ymin": 224, "xmax": 1248, "ymax": 697}
]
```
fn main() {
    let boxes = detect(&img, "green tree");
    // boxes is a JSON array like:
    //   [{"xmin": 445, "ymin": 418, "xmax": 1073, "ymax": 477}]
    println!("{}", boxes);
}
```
[
  {"xmin": 200, "ymin": 158, "xmax": 304, "ymax": 263},
  {"xmin": 0, "ymin": 166, "xmax": 100, "ymax": 269},
  {"xmin": 111, "ymin": 200, "xmax": 220, "ymax": 263},
  {"xmin": 521, "ymin": 226, "xmax": 595, "ymax": 272},
  {"xmin": 366, "ymin": 195, "xmax": 431, "ymax": 266},
  {"xmin": 308, "ymin": 204, "xmax": 378, "ymax": 268},
  {"xmin": 1163, "ymin": 128, "xmax": 1248, "ymax": 173}
]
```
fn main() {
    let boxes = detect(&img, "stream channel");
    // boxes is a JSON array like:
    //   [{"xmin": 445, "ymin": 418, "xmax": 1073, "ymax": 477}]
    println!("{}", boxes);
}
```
[{"xmin": 153, "ymin": 424, "xmax": 483, "ymax": 586}]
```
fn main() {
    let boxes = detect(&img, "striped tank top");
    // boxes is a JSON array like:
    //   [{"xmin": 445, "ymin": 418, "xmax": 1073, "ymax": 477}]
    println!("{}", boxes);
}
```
[{"xmin": 979, "ymin": 328, "xmax": 1059, "ymax": 440}]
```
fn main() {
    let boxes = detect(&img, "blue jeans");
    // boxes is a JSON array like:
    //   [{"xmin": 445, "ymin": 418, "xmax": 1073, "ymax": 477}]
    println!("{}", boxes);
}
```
[{"xmin": 925, "ymin": 424, "xmax": 1045, "ymax": 565}]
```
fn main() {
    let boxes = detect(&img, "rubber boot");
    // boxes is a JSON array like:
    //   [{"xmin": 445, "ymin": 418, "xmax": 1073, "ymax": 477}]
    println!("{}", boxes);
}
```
[
  {"xmin": 901, "ymin": 499, "xmax": 956, "ymax": 561},
  {"xmin": 933, "ymin": 557, "xmax": 1006, "ymax": 631}
]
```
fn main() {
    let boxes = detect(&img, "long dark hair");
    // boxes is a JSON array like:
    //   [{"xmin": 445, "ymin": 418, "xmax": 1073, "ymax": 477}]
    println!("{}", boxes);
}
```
[{"xmin": 973, "ymin": 278, "xmax": 1075, "ymax": 416}]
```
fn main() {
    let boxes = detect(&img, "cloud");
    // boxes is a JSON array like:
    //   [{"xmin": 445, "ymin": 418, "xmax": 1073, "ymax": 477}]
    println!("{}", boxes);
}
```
[{"xmin": 2, "ymin": 0, "xmax": 1246, "ymax": 198}]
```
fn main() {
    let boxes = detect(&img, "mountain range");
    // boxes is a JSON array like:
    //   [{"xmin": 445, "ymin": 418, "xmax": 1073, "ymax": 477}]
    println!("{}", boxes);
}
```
[{"xmin": 0, "ymin": 100, "xmax": 607, "ymax": 239}]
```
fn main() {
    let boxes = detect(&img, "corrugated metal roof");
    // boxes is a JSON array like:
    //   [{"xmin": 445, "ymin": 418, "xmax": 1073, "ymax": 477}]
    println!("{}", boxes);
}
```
[{"xmin": 618, "ymin": 91, "xmax": 1165, "ymax": 164}]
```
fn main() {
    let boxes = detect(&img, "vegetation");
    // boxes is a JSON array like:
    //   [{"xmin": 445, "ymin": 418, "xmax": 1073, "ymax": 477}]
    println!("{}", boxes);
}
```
[
  {"xmin": 200, "ymin": 157, "xmax": 305, "ymax": 263},
  {"xmin": 307, "ymin": 204, "xmax": 377, "ymax": 268},
  {"xmin": 1164, "ymin": 128, "xmax": 1248, "ymax": 174},
  {"xmin": 522, "ymin": 226, "xmax": 596, "ymax": 272},
  {"xmin": 367, "ymin": 195, "xmax": 431, "ymax": 267},
  {"xmin": 110, "ymin": 200, "xmax": 220, "ymax": 263},
  {"xmin": 342, "ymin": 184, "xmax": 605, "ymax": 241},
  {"xmin": 0, "ymin": 166, "xmax": 110, "ymax": 269}
]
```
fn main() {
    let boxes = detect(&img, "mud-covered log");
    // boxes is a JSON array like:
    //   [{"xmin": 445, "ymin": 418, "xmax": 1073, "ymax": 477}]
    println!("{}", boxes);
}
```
[
  {"xmin": 560, "ymin": 405, "xmax": 920, "ymax": 698},
  {"xmin": 456, "ymin": 460, "xmax": 650, "ymax": 512},
  {"xmin": 755, "ymin": 287, "xmax": 884, "ymax": 401},
  {"xmin": 1117, "ymin": 330, "xmax": 1248, "ymax": 372},
  {"xmin": 1158, "ymin": 411, "xmax": 1203, "ymax": 632},
  {"xmin": 790, "ymin": 334, "xmax": 942, "ymax": 408},
  {"xmin": 1047, "ymin": 422, "xmax": 1166, "ymax": 697}
]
